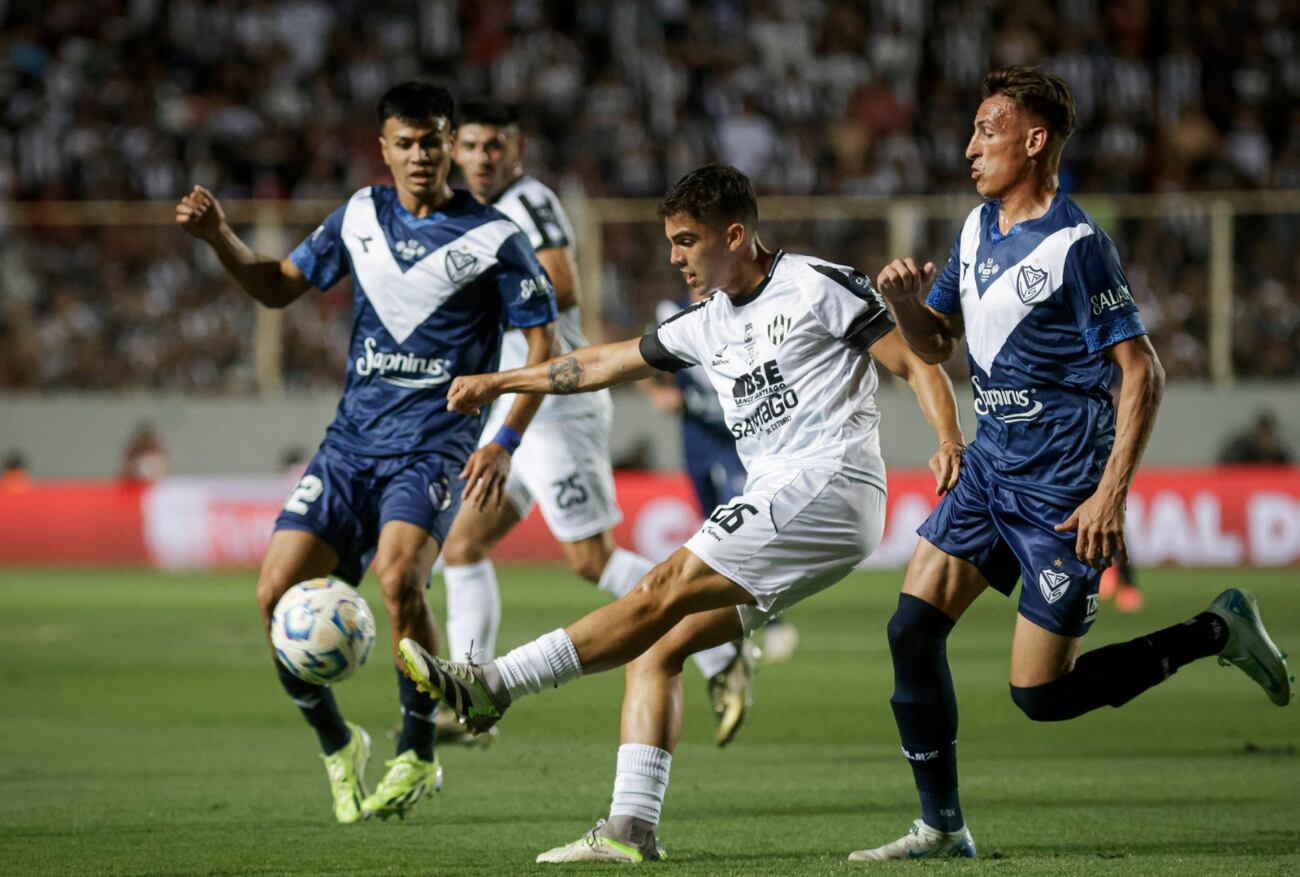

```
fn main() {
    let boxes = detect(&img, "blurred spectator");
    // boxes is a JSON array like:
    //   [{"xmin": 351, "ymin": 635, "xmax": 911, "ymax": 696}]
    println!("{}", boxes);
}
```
[
  {"xmin": 1218, "ymin": 411, "xmax": 1295, "ymax": 465},
  {"xmin": 2, "ymin": 451, "xmax": 31, "ymax": 492},
  {"xmin": 120, "ymin": 420, "xmax": 171, "ymax": 481},
  {"xmin": 0, "ymin": 1, "xmax": 1296, "ymax": 386}
]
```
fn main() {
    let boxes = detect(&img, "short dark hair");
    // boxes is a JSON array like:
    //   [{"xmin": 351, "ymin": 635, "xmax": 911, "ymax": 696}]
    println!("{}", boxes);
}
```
[
  {"xmin": 457, "ymin": 97, "xmax": 519, "ymax": 129},
  {"xmin": 981, "ymin": 66, "xmax": 1077, "ymax": 148},
  {"xmin": 377, "ymin": 81, "xmax": 455, "ymax": 128},
  {"xmin": 658, "ymin": 164, "xmax": 758, "ymax": 229}
]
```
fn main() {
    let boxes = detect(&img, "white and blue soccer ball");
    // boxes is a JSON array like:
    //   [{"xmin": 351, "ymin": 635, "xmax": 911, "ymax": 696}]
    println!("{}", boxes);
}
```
[{"xmin": 271, "ymin": 578, "xmax": 376, "ymax": 686}]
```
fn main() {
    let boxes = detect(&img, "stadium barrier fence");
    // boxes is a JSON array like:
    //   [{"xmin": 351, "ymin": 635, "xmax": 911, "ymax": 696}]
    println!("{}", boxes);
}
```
[{"xmin": 1, "ymin": 467, "xmax": 1295, "ymax": 570}]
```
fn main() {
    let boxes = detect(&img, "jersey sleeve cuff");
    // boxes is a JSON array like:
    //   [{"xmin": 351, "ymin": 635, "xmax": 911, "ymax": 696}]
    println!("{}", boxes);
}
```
[
  {"xmin": 925, "ymin": 284, "xmax": 960, "ymax": 315},
  {"xmin": 639, "ymin": 331, "xmax": 691, "ymax": 373},
  {"xmin": 1084, "ymin": 312, "xmax": 1148, "ymax": 352}
]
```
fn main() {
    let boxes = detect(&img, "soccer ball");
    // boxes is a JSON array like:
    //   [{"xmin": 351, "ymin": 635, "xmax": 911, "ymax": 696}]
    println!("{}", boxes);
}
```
[{"xmin": 271, "ymin": 578, "xmax": 376, "ymax": 685}]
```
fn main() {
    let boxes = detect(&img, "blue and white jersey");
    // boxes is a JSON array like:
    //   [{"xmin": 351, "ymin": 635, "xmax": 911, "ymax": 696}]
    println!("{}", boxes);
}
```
[
  {"xmin": 927, "ymin": 193, "xmax": 1147, "ymax": 502},
  {"xmin": 289, "ymin": 186, "xmax": 558, "ymax": 461}
]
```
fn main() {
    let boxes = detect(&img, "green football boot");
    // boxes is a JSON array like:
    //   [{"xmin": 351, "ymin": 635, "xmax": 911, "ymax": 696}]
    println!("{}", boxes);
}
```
[
  {"xmin": 361, "ymin": 750, "xmax": 444, "ymax": 820},
  {"xmin": 321, "ymin": 722, "xmax": 371, "ymax": 824}
]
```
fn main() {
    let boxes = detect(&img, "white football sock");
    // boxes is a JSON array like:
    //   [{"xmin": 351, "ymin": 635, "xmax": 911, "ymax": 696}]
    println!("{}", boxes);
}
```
[
  {"xmin": 691, "ymin": 641, "xmax": 739, "ymax": 678},
  {"xmin": 609, "ymin": 744, "xmax": 672, "ymax": 825},
  {"xmin": 597, "ymin": 547, "xmax": 653, "ymax": 597},
  {"xmin": 442, "ymin": 560, "xmax": 500, "ymax": 662},
  {"xmin": 492, "ymin": 628, "xmax": 583, "ymax": 702}
]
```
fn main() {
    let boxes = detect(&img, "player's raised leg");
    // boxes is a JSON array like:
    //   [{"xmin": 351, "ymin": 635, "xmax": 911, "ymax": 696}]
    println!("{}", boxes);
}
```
[
  {"xmin": 537, "ymin": 606, "xmax": 743, "ymax": 863},
  {"xmin": 256, "ymin": 528, "xmax": 372, "ymax": 824},
  {"xmin": 557, "ymin": 530, "xmax": 750, "ymax": 745},
  {"xmin": 362, "ymin": 520, "xmax": 446, "ymax": 819},
  {"xmin": 1007, "ymin": 590, "xmax": 1292, "ymax": 721},
  {"xmin": 399, "ymin": 546, "xmax": 753, "ymax": 732},
  {"xmin": 850, "ymin": 539, "xmax": 984, "ymax": 861}
]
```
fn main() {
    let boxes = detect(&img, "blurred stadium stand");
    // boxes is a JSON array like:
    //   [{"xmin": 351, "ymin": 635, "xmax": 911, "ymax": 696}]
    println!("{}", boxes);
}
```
[{"xmin": 0, "ymin": 1, "xmax": 1296, "ymax": 475}]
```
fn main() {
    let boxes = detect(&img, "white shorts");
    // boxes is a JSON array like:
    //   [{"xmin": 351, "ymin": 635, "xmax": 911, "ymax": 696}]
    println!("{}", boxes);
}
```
[
  {"xmin": 684, "ymin": 468, "xmax": 886, "ymax": 635},
  {"xmin": 487, "ymin": 411, "xmax": 623, "ymax": 542}
]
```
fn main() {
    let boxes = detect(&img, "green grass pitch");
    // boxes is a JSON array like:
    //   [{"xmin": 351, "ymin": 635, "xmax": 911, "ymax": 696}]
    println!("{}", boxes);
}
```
[{"xmin": 0, "ymin": 566, "xmax": 1295, "ymax": 876}]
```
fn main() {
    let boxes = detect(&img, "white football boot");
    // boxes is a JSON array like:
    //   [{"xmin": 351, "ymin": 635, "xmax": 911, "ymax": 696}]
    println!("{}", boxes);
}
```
[
  {"xmin": 537, "ymin": 819, "xmax": 665, "ymax": 864},
  {"xmin": 849, "ymin": 819, "xmax": 976, "ymax": 861}
]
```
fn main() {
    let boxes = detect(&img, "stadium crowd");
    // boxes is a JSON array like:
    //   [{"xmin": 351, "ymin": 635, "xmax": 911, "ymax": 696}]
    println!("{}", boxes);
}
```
[{"xmin": 0, "ymin": 0, "xmax": 1297, "ymax": 390}]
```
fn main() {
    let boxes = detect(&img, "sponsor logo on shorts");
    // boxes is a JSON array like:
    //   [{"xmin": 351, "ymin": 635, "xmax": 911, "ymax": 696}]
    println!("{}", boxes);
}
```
[
  {"xmin": 1039, "ymin": 568, "xmax": 1070, "ymax": 604},
  {"xmin": 428, "ymin": 474, "xmax": 452, "ymax": 512},
  {"xmin": 970, "ymin": 375, "xmax": 1043, "ymax": 423}
]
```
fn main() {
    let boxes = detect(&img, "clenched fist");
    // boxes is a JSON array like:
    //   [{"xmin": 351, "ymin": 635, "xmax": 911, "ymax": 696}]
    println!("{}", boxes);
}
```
[
  {"xmin": 447, "ymin": 374, "xmax": 501, "ymax": 416},
  {"xmin": 175, "ymin": 185, "xmax": 225, "ymax": 242},
  {"xmin": 876, "ymin": 258, "xmax": 937, "ymax": 305}
]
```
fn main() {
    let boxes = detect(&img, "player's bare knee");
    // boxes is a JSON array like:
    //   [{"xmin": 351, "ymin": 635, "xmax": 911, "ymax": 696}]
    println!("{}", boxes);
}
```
[
  {"xmin": 255, "ymin": 570, "xmax": 294, "ymax": 621},
  {"xmin": 441, "ymin": 532, "xmax": 483, "ymax": 567},
  {"xmin": 376, "ymin": 562, "xmax": 424, "ymax": 614},
  {"xmin": 630, "ymin": 563, "xmax": 686, "ymax": 620}
]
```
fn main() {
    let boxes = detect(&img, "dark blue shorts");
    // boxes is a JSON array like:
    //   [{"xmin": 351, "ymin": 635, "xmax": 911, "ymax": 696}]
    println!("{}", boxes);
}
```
[
  {"xmin": 274, "ymin": 443, "xmax": 463, "ymax": 585},
  {"xmin": 683, "ymin": 424, "xmax": 747, "ymax": 513},
  {"xmin": 916, "ymin": 449, "xmax": 1101, "ymax": 637}
]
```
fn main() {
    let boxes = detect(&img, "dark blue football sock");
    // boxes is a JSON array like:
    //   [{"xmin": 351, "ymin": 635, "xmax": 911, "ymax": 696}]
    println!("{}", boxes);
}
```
[
  {"xmin": 396, "ymin": 668, "xmax": 438, "ymax": 762},
  {"xmin": 275, "ymin": 659, "xmax": 350, "ymax": 755},
  {"xmin": 888, "ymin": 594, "xmax": 964, "ymax": 832},
  {"xmin": 1010, "ymin": 612, "xmax": 1230, "ymax": 722}
]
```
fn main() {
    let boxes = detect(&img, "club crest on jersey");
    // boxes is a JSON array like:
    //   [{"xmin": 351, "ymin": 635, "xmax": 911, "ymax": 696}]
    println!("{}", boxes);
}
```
[
  {"xmin": 767, "ymin": 314, "xmax": 791, "ymax": 345},
  {"xmin": 977, "ymin": 257, "xmax": 1000, "ymax": 282},
  {"xmin": 445, "ymin": 248, "xmax": 478, "ymax": 284},
  {"xmin": 395, "ymin": 239, "xmax": 428, "ymax": 262},
  {"xmin": 1017, "ymin": 264, "xmax": 1049, "ymax": 303},
  {"xmin": 1038, "ymin": 568, "xmax": 1070, "ymax": 604}
]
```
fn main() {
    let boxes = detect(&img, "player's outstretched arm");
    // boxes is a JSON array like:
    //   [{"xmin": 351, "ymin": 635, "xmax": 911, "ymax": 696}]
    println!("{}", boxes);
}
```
[
  {"xmin": 447, "ymin": 337, "xmax": 657, "ymax": 416},
  {"xmin": 869, "ymin": 328, "xmax": 966, "ymax": 495},
  {"xmin": 877, "ymin": 258, "xmax": 964, "ymax": 364},
  {"xmin": 458, "ymin": 322, "xmax": 558, "ymax": 511},
  {"xmin": 175, "ymin": 185, "xmax": 311, "ymax": 309},
  {"xmin": 1055, "ymin": 336, "xmax": 1165, "ymax": 567}
]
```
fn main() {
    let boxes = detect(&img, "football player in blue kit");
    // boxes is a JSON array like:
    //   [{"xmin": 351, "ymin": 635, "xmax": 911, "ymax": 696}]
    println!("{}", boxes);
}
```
[
  {"xmin": 175, "ymin": 82, "xmax": 559, "ymax": 824},
  {"xmin": 852, "ymin": 67, "xmax": 1292, "ymax": 861}
]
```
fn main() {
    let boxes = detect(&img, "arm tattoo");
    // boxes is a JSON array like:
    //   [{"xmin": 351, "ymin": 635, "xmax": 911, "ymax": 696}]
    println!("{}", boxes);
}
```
[{"xmin": 547, "ymin": 357, "xmax": 584, "ymax": 393}]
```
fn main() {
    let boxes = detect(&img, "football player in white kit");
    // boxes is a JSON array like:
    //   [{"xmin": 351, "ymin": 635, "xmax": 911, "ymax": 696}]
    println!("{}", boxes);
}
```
[
  {"xmin": 399, "ymin": 164, "xmax": 966, "ymax": 862},
  {"xmin": 442, "ymin": 100, "xmax": 753, "ymax": 747}
]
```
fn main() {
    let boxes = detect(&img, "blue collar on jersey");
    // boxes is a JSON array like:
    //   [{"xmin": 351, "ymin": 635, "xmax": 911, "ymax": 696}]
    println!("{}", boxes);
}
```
[
  {"xmin": 988, "ymin": 191, "xmax": 1064, "ymax": 243},
  {"xmin": 391, "ymin": 189, "xmax": 476, "ymax": 226}
]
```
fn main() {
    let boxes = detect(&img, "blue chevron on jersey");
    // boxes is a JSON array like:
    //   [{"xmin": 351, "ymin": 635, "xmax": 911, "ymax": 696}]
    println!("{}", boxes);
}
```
[
  {"xmin": 927, "ymin": 193, "xmax": 1147, "ymax": 502},
  {"xmin": 289, "ymin": 186, "xmax": 557, "ymax": 461}
]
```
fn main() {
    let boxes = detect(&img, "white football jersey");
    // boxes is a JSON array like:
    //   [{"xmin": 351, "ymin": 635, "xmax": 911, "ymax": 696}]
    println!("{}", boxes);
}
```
[
  {"xmin": 489, "ymin": 175, "xmax": 610, "ymax": 424},
  {"xmin": 641, "ymin": 251, "xmax": 896, "ymax": 489}
]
